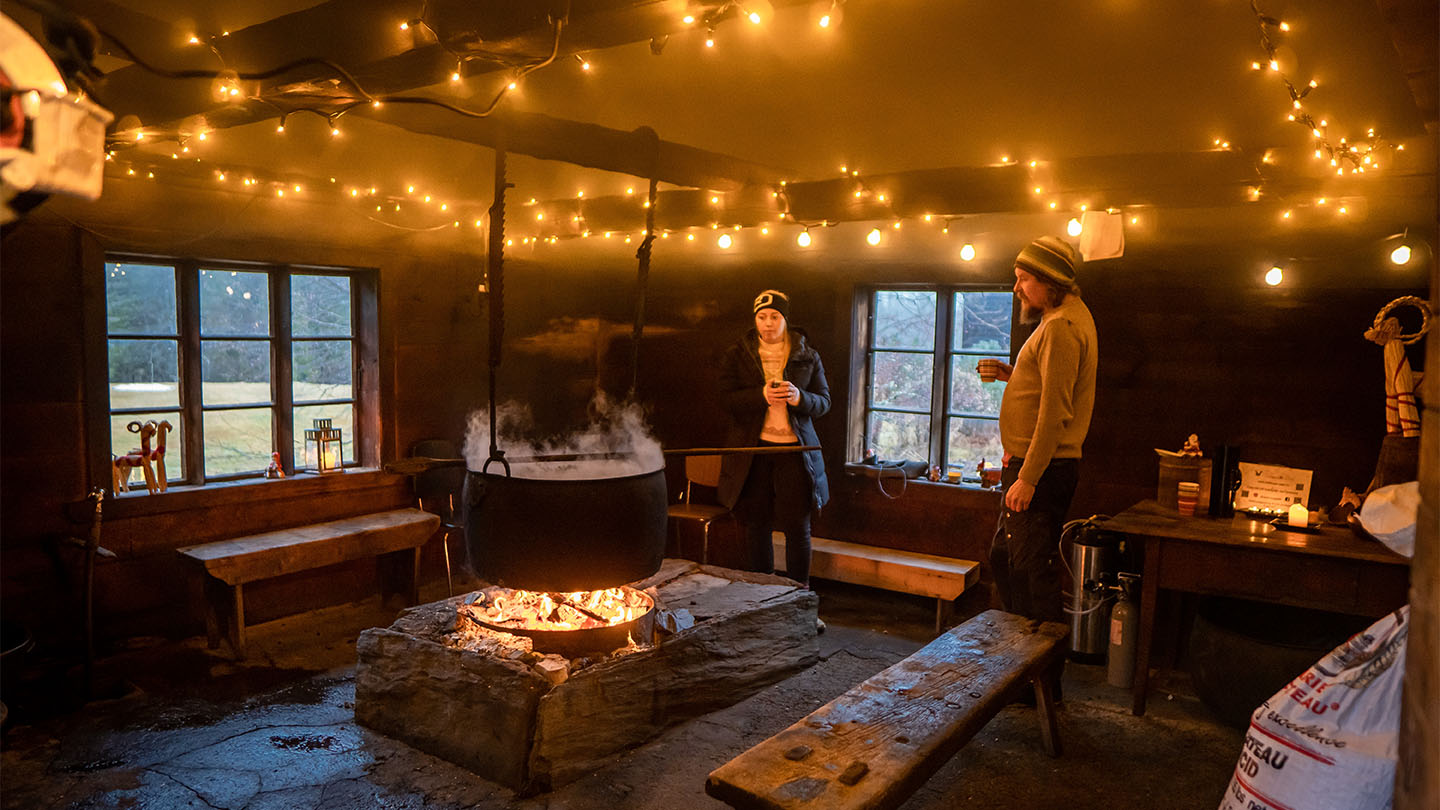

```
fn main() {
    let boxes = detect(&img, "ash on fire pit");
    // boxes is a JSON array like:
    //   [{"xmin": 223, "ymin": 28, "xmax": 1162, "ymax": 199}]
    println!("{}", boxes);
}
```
[{"xmin": 355, "ymin": 560, "xmax": 819, "ymax": 794}]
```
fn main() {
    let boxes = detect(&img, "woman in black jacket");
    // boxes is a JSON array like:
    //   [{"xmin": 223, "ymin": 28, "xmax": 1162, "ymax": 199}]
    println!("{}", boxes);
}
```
[{"xmin": 716, "ymin": 289, "xmax": 831, "ymax": 586}]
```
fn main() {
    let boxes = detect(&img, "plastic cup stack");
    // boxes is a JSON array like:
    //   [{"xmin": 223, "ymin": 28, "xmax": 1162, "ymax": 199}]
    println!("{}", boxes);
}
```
[{"xmin": 1177, "ymin": 481, "xmax": 1200, "ymax": 516}]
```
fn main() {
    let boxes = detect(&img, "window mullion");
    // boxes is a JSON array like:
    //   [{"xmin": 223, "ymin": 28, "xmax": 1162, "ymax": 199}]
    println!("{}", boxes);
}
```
[
  {"xmin": 178, "ymin": 263, "xmax": 203, "ymax": 484},
  {"xmin": 929, "ymin": 291, "xmax": 953, "ymax": 469},
  {"xmin": 273, "ymin": 268, "xmax": 294, "ymax": 474}
]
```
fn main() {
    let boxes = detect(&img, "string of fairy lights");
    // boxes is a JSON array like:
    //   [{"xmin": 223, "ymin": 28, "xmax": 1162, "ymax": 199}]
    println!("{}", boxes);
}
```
[
  {"xmin": 1247, "ymin": 1, "xmax": 1403, "ymax": 177},
  {"xmin": 91, "ymin": 0, "xmax": 1419, "ymax": 277}
]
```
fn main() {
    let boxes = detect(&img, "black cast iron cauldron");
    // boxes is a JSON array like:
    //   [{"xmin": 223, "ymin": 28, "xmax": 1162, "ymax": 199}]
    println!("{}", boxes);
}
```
[{"xmin": 462, "ymin": 464, "xmax": 668, "ymax": 592}]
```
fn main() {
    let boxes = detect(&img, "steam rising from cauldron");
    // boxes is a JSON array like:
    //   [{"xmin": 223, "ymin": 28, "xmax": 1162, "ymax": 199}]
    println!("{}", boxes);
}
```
[{"xmin": 463, "ymin": 394, "xmax": 663, "ymax": 479}]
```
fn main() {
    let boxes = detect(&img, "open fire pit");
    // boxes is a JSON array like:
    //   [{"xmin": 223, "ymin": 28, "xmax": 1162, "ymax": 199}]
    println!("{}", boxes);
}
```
[
  {"xmin": 355, "ymin": 560, "xmax": 818, "ymax": 793},
  {"xmin": 459, "ymin": 584, "xmax": 655, "ymax": 658}
]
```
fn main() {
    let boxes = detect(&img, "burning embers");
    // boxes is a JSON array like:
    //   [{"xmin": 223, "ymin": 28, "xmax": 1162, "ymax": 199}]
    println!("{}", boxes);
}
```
[
  {"xmin": 456, "ymin": 584, "xmax": 657, "ymax": 658},
  {"xmin": 463, "ymin": 586, "xmax": 652, "ymax": 632}
]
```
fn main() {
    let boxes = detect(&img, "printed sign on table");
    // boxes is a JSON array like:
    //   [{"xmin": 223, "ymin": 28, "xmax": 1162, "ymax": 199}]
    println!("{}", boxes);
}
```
[{"xmin": 1232, "ymin": 462, "xmax": 1312, "ymax": 513}]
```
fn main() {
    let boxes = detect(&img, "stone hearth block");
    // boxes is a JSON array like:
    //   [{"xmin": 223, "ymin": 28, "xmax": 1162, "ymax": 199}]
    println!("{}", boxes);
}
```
[{"xmin": 355, "ymin": 561, "xmax": 819, "ymax": 793}]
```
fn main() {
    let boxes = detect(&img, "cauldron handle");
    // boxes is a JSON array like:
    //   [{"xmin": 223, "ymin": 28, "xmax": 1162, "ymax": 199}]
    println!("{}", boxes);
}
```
[{"xmin": 481, "ymin": 454, "xmax": 511, "ymax": 477}]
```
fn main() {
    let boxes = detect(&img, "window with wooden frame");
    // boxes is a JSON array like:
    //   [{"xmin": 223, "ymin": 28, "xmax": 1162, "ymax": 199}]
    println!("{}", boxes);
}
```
[
  {"xmin": 103, "ymin": 257, "xmax": 377, "ymax": 487},
  {"xmin": 853, "ymin": 286, "xmax": 1016, "ymax": 484}
]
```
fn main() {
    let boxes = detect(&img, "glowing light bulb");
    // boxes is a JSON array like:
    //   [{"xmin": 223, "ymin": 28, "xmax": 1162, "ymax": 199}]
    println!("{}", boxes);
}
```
[
  {"xmin": 1265, "ymin": 266, "xmax": 1283, "ymax": 286},
  {"xmin": 1067, "ymin": 218, "xmax": 1082, "ymax": 237},
  {"xmin": 960, "ymin": 243, "xmax": 976, "ymax": 261},
  {"xmin": 331, "ymin": 127, "xmax": 340, "ymax": 136},
  {"xmin": 866, "ymin": 228, "xmax": 882, "ymax": 246},
  {"xmin": 188, "ymin": 35, "xmax": 200, "ymax": 44},
  {"xmin": 797, "ymin": 229, "xmax": 812, "ymax": 247},
  {"xmin": 451, "ymin": 72, "xmax": 461, "ymax": 82},
  {"xmin": 819, "ymin": 13, "xmax": 831, "ymax": 27},
  {"xmin": 1390, "ymin": 245, "xmax": 1412, "ymax": 265},
  {"xmin": 536, "ymin": 212, "xmax": 544, "ymax": 221},
  {"xmin": 718, "ymin": 234, "xmax": 733, "ymax": 248},
  {"xmin": 683, "ymin": 14, "xmax": 695, "ymax": 23},
  {"xmin": 748, "ymin": 11, "xmax": 761, "ymax": 23},
  {"xmin": 891, "ymin": 221, "xmax": 901, "ymax": 229},
  {"xmin": 508, "ymin": 81, "xmax": 517, "ymax": 90},
  {"xmin": 197, "ymin": 132, "xmax": 207, "ymax": 141}
]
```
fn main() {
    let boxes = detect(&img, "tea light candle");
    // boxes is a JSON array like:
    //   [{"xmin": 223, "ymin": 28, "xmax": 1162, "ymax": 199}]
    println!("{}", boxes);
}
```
[{"xmin": 1287, "ymin": 503, "xmax": 1309, "ymax": 528}]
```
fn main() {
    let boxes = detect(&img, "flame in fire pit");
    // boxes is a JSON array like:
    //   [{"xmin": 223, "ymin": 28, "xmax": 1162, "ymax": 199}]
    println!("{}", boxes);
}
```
[{"xmin": 462, "ymin": 585, "xmax": 652, "ymax": 632}]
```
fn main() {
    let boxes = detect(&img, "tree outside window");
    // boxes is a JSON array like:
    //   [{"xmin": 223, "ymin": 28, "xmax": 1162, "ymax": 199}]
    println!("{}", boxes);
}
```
[
  {"xmin": 861, "ymin": 287, "xmax": 1013, "ymax": 483},
  {"xmin": 105, "ymin": 259, "xmax": 368, "ymax": 487}
]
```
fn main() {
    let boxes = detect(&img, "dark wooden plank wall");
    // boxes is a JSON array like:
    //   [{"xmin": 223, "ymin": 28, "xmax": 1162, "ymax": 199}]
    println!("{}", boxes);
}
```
[{"xmin": 1, "ymin": 200, "xmax": 1427, "ymax": 646}]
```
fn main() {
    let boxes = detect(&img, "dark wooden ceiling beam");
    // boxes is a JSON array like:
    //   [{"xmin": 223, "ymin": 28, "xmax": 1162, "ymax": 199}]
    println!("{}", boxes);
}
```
[
  {"xmin": 66, "ymin": 0, "xmax": 799, "ymax": 187},
  {"xmin": 357, "ymin": 106, "xmax": 791, "ymax": 191}
]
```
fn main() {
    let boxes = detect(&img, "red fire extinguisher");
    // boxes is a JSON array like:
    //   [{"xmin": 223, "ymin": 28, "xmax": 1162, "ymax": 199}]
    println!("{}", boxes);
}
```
[{"xmin": 1107, "ymin": 572, "xmax": 1140, "ymax": 688}]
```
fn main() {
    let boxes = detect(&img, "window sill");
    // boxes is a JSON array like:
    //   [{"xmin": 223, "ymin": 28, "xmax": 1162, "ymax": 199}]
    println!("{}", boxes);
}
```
[
  {"xmin": 102, "ymin": 468, "xmax": 409, "ymax": 520},
  {"xmin": 842, "ymin": 463, "xmax": 1003, "ymax": 495}
]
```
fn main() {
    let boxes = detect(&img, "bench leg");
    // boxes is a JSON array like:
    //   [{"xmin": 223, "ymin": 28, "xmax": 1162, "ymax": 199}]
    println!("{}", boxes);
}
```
[
  {"xmin": 379, "ymin": 548, "xmax": 422, "ymax": 606},
  {"xmin": 204, "ymin": 578, "xmax": 246, "ymax": 659},
  {"xmin": 1032, "ymin": 677, "xmax": 1063, "ymax": 758},
  {"xmin": 194, "ymin": 574, "xmax": 221, "ymax": 649},
  {"xmin": 934, "ymin": 597, "xmax": 958, "ymax": 633}
]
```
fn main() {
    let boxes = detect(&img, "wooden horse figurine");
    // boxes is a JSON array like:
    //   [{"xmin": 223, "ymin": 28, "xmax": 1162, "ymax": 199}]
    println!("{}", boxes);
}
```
[
  {"xmin": 112, "ymin": 420, "xmax": 159, "ymax": 494},
  {"xmin": 148, "ymin": 420, "xmax": 172, "ymax": 492},
  {"xmin": 112, "ymin": 450, "xmax": 142, "ymax": 493}
]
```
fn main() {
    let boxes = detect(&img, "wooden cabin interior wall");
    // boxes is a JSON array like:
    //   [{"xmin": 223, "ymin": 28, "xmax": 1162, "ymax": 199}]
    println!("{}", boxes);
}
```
[{"xmin": 0, "ymin": 177, "xmax": 1430, "ymax": 645}]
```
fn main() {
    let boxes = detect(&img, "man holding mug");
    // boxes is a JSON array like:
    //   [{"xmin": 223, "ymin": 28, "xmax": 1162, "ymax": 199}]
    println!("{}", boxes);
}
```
[{"xmin": 980, "ymin": 237, "xmax": 1099, "ymax": 682}]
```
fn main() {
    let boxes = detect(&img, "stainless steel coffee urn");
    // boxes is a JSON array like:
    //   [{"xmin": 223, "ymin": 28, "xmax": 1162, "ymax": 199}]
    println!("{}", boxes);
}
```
[{"xmin": 1067, "ymin": 519, "xmax": 1122, "ymax": 658}]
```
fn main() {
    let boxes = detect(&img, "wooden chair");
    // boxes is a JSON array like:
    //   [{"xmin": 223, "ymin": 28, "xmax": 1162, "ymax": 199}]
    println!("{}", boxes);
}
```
[
  {"xmin": 410, "ymin": 438, "xmax": 464, "ymax": 596},
  {"xmin": 667, "ymin": 454, "xmax": 730, "ymax": 564}
]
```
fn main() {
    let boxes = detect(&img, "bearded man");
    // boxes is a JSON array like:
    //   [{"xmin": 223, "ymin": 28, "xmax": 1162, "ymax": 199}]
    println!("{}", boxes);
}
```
[{"xmin": 984, "ymin": 236, "xmax": 1098, "ymax": 663}]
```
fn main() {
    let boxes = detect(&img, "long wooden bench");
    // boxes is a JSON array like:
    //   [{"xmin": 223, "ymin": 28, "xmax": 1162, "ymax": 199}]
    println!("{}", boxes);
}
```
[
  {"xmin": 706, "ymin": 609, "xmax": 1069, "ymax": 810},
  {"xmin": 773, "ymin": 533, "xmax": 979, "ymax": 632},
  {"xmin": 177, "ymin": 508, "xmax": 440, "ymax": 659}
]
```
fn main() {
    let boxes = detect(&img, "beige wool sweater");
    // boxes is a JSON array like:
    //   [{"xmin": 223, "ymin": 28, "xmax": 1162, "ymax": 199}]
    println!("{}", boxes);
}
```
[{"xmin": 999, "ymin": 295, "xmax": 1098, "ymax": 486}]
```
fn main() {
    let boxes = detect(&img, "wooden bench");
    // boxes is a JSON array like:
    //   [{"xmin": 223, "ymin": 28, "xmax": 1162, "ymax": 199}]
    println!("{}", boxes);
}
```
[
  {"xmin": 773, "ymin": 533, "xmax": 980, "ymax": 632},
  {"xmin": 177, "ymin": 508, "xmax": 440, "ymax": 659},
  {"xmin": 706, "ymin": 609, "xmax": 1069, "ymax": 810}
]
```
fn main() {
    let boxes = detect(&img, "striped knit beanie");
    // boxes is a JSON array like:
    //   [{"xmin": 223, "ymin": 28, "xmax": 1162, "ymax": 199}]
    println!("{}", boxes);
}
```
[{"xmin": 1015, "ymin": 236, "xmax": 1080, "ymax": 291}]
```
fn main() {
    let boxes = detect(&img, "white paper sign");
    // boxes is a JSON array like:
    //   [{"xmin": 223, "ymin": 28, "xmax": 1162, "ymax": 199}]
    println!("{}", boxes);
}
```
[{"xmin": 1232, "ymin": 462, "xmax": 1313, "ymax": 514}]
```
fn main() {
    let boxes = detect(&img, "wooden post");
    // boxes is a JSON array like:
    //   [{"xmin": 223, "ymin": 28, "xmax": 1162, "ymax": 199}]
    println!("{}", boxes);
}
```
[{"xmin": 1395, "ymin": 267, "xmax": 1438, "ymax": 809}]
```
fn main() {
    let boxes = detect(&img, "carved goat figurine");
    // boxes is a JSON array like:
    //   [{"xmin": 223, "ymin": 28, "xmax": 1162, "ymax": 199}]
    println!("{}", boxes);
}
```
[{"xmin": 112, "ymin": 420, "xmax": 161, "ymax": 494}]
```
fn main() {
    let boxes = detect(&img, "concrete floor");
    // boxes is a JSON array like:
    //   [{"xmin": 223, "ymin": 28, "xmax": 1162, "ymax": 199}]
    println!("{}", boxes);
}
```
[{"xmin": 0, "ymin": 577, "xmax": 1244, "ymax": 809}]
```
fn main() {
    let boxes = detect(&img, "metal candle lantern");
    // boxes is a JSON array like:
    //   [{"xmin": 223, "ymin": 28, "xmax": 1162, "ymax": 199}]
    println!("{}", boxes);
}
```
[{"xmin": 305, "ymin": 418, "xmax": 344, "ymax": 474}]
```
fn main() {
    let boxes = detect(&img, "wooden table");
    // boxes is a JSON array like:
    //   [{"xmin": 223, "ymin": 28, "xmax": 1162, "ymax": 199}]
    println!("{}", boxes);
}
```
[{"xmin": 1103, "ymin": 499, "xmax": 1410, "ymax": 716}]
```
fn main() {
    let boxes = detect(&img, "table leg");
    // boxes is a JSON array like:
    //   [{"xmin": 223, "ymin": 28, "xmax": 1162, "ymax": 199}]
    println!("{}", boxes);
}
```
[{"xmin": 1131, "ymin": 538, "xmax": 1160, "ymax": 715}]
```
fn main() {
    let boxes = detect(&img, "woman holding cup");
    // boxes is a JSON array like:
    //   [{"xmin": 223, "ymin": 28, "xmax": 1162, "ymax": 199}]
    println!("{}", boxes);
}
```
[{"xmin": 717, "ymin": 290, "xmax": 832, "ymax": 591}]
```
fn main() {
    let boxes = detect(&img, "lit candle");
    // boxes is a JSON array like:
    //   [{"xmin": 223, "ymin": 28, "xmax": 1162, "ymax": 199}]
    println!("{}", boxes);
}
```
[
  {"xmin": 323, "ymin": 448, "xmax": 337, "ymax": 471},
  {"xmin": 1288, "ymin": 503, "xmax": 1309, "ymax": 528}
]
